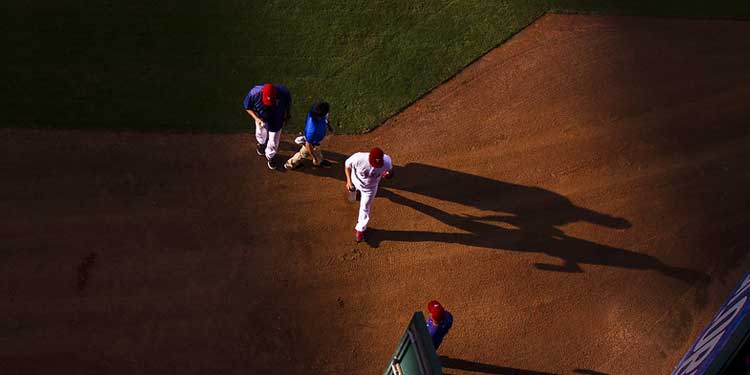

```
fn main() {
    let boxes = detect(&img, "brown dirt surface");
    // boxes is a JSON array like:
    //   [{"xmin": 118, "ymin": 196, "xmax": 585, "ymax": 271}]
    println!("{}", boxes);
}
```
[{"xmin": 2, "ymin": 13, "xmax": 750, "ymax": 375}]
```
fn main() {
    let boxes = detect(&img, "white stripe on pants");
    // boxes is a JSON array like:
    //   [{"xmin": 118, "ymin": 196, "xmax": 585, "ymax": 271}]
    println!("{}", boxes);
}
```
[
  {"xmin": 355, "ymin": 188, "xmax": 376, "ymax": 232},
  {"xmin": 255, "ymin": 124, "xmax": 282, "ymax": 160}
]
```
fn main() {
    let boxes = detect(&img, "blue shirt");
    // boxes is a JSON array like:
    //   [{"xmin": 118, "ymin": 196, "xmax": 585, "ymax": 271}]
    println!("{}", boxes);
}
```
[
  {"xmin": 303, "ymin": 108, "xmax": 328, "ymax": 145},
  {"xmin": 426, "ymin": 311, "xmax": 453, "ymax": 350},
  {"xmin": 243, "ymin": 84, "xmax": 291, "ymax": 132}
]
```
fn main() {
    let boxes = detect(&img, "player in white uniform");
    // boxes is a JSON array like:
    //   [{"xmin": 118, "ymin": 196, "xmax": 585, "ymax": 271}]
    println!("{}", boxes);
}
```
[{"xmin": 344, "ymin": 147, "xmax": 393, "ymax": 242}]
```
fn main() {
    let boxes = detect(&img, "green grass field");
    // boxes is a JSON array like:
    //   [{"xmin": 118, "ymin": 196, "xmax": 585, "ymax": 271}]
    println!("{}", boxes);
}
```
[{"xmin": 4, "ymin": 1, "xmax": 748, "ymax": 134}]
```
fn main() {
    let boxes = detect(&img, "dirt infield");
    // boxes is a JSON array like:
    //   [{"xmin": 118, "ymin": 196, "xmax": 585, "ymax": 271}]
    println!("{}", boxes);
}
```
[{"xmin": 2, "ymin": 13, "xmax": 750, "ymax": 375}]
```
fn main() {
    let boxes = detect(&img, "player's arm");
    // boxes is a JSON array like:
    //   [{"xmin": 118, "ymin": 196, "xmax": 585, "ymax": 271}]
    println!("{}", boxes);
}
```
[
  {"xmin": 246, "ymin": 109, "xmax": 259, "ymax": 121},
  {"xmin": 382, "ymin": 168, "xmax": 394, "ymax": 179},
  {"xmin": 246, "ymin": 109, "xmax": 265, "ymax": 128},
  {"xmin": 345, "ymin": 166, "xmax": 354, "ymax": 191},
  {"xmin": 326, "ymin": 115, "xmax": 335, "ymax": 134},
  {"xmin": 381, "ymin": 157, "xmax": 394, "ymax": 179},
  {"xmin": 344, "ymin": 154, "xmax": 357, "ymax": 190}
]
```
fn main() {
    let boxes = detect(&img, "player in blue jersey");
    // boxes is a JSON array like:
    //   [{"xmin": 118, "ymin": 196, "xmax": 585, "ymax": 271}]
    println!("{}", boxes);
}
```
[
  {"xmin": 243, "ymin": 83, "xmax": 292, "ymax": 170},
  {"xmin": 426, "ymin": 300, "xmax": 453, "ymax": 350},
  {"xmin": 284, "ymin": 101, "xmax": 334, "ymax": 170}
]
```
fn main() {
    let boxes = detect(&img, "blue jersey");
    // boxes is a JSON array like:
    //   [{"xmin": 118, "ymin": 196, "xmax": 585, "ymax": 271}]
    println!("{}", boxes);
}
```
[
  {"xmin": 243, "ymin": 84, "xmax": 291, "ymax": 132},
  {"xmin": 426, "ymin": 311, "xmax": 453, "ymax": 350},
  {"xmin": 303, "ymin": 107, "xmax": 328, "ymax": 145}
]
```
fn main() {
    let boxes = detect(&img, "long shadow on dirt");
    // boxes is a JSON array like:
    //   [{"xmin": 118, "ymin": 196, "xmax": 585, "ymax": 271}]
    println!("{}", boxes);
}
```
[
  {"xmin": 439, "ymin": 356, "xmax": 561, "ymax": 375},
  {"xmin": 289, "ymin": 147, "xmax": 708, "ymax": 283}
]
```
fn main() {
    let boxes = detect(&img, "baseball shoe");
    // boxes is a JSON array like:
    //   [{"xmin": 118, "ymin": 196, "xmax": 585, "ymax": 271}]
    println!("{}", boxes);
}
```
[
  {"xmin": 267, "ymin": 158, "xmax": 278, "ymax": 170},
  {"xmin": 284, "ymin": 161, "xmax": 300, "ymax": 170},
  {"xmin": 256, "ymin": 143, "xmax": 266, "ymax": 156},
  {"xmin": 355, "ymin": 230, "xmax": 364, "ymax": 243}
]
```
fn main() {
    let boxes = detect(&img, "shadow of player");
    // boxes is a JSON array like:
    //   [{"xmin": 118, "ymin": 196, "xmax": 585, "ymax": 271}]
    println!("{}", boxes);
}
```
[
  {"xmin": 285, "ymin": 146, "xmax": 625, "ymax": 230},
  {"xmin": 439, "ymin": 356, "xmax": 560, "ymax": 375},
  {"xmin": 289, "ymin": 147, "xmax": 708, "ymax": 283},
  {"xmin": 369, "ymin": 189, "xmax": 706, "ymax": 283}
]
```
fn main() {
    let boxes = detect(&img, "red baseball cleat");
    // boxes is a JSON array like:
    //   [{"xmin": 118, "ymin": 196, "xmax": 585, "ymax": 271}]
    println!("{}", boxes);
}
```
[{"xmin": 355, "ymin": 230, "xmax": 364, "ymax": 243}]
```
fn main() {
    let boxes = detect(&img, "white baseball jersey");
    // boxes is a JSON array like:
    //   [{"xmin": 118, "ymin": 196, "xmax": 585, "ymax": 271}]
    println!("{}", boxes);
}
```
[{"xmin": 345, "ymin": 152, "xmax": 392, "ymax": 193}]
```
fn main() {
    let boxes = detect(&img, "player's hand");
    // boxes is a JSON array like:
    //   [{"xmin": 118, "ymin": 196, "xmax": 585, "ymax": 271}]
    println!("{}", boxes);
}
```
[
  {"xmin": 346, "ymin": 181, "xmax": 354, "ymax": 192},
  {"xmin": 381, "ymin": 170, "xmax": 393, "ymax": 179},
  {"xmin": 255, "ymin": 119, "xmax": 266, "ymax": 129}
]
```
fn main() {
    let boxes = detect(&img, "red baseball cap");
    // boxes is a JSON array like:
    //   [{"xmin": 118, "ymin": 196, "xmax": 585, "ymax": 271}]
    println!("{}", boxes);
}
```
[
  {"xmin": 428, "ymin": 300, "xmax": 444, "ymax": 322},
  {"xmin": 369, "ymin": 147, "xmax": 384, "ymax": 168},
  {"xmin": 262, "ymin": 83, "xmax": 277, "ymax": 106}
]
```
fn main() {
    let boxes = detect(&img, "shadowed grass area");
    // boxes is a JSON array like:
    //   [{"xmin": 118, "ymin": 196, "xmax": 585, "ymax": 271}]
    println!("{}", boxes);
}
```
[
  {"xmin": 553, "ymin": 0, "xmax": 750, "ymax": 17},
  {"xmin": 3, "ymin": 1, "xmax": 748, "ymax": 133}
]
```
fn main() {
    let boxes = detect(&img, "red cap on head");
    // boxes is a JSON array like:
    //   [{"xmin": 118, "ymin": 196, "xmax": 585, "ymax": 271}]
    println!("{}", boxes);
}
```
[
  {"xmin": 262, "ymin": 84, "xmax": 277, "ymax": 106},
  {"xmin": 369, "ymin": 147, "xmax": 384, "ymax": 168},
  {"xmin": 428, "ymin": 300, "xmax": 444, "ymax": 322}
]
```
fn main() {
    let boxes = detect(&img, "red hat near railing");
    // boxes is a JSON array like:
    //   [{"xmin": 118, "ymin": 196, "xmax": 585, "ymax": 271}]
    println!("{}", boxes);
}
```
[{"xmin": 428, "ymin": 300, "xmax": 445, "ymax": 322}]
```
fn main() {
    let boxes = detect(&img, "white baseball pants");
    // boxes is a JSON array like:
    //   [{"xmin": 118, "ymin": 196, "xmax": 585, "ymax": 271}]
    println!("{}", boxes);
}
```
[
  {"xmin": 256, "ymin": 124, "xmax": 282, "ymax": 160},
  {"xmin": 355, "ymin": 188, "xmax": 376, "ymax": 232}
]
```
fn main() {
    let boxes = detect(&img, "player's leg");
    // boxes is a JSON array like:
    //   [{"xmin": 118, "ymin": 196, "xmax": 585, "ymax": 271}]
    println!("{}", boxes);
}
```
[
  {"xmin": 300, "ymin": 144, "xmax": 312, "ymax": 160},
  {"xmin": 255, "ymin": 124, "xmax": 268, "ymax": 156},
  {"xmin": 265, "ymin": 130, "xmax": 282, "ymax": 169},
  {"xmin": 355, "ymin": 189, "xmax": 375, "ymax": 232},
  {"xmin": 284, "ymin": 144, "xmax": 306, "ymax": 170},
  {"xmin": 312, "ymin": 146, "xmax": 325, "ymax": 166}
]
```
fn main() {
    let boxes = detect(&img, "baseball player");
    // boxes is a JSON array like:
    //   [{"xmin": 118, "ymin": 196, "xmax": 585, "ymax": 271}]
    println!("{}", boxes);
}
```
[
  {"xmin": 284, "ymin": 101, "xmax": 334, "ymax": 170},
  {"xmin": 243, "ymin": 83, "xmax": 292, "ymax": 170},
  {"xmin": 426, "ymin": 300, "xmax": 453, "ymax": 350},
  {"xmin": 344, "ymin": 147, "xmax": 393, "ymax": 242}
]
